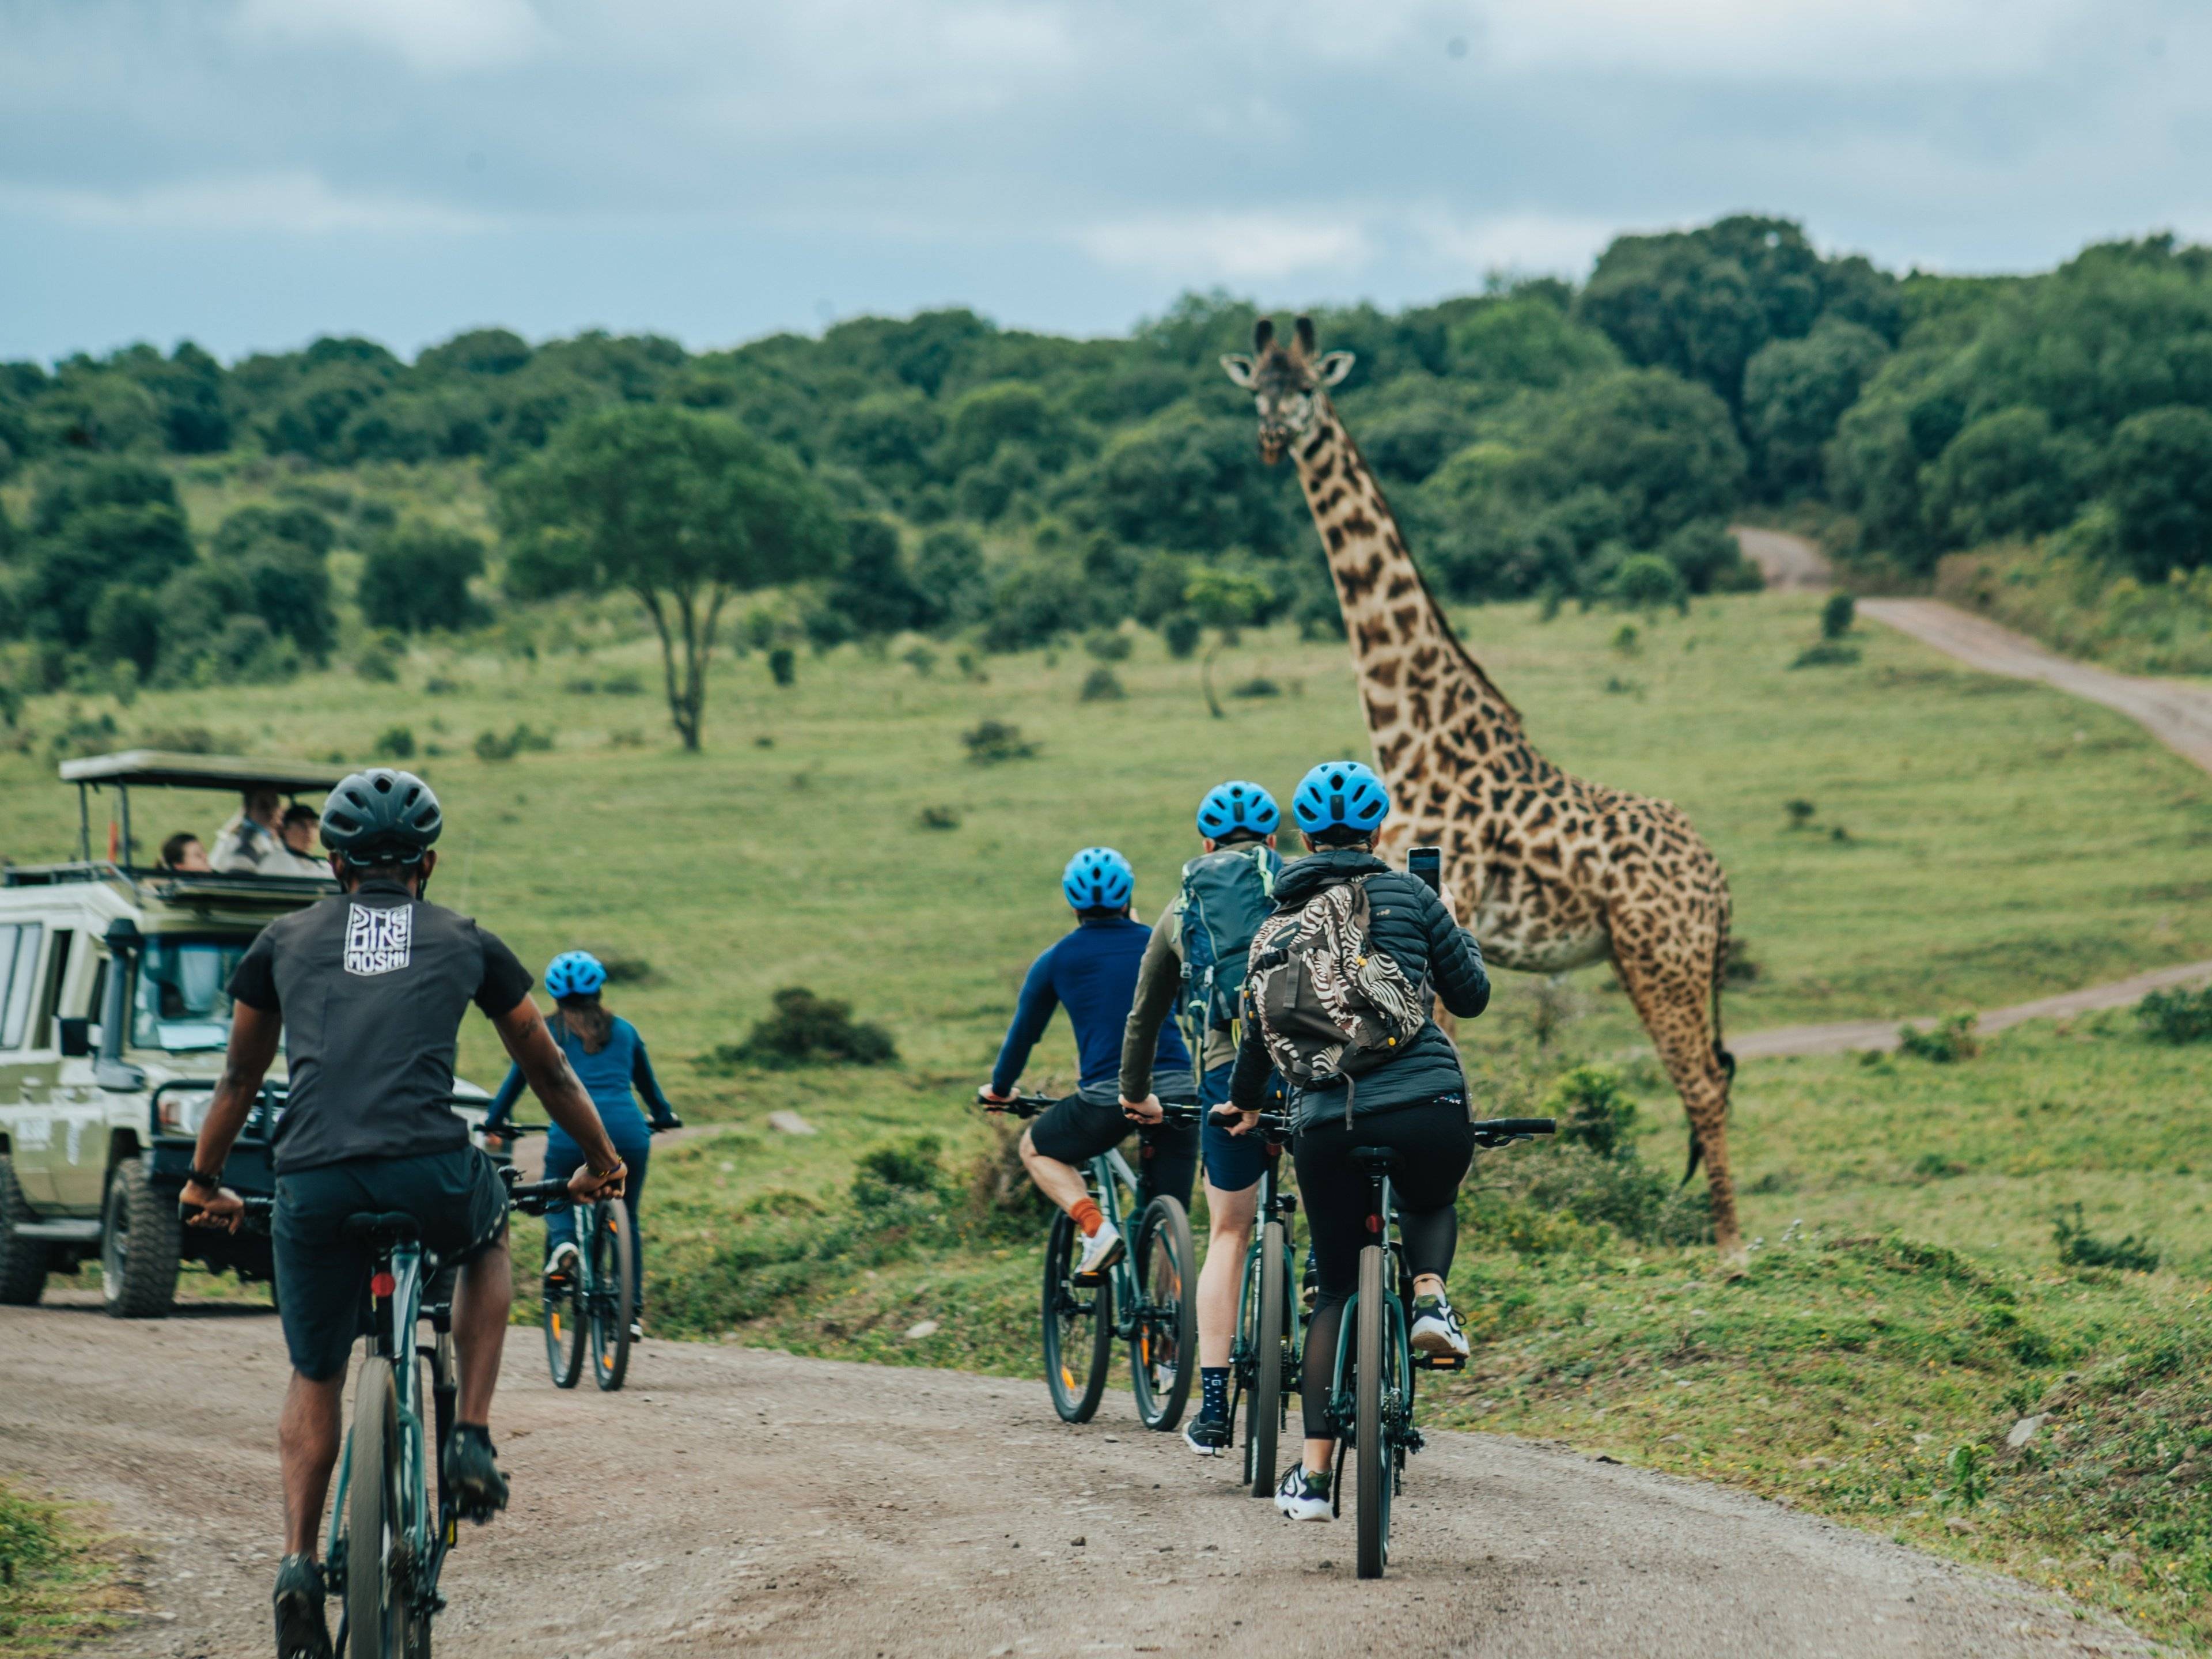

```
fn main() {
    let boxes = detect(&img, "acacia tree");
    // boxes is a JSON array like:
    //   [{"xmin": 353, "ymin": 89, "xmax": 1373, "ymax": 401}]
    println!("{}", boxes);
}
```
[{"xmin": 503, "ymin": 405, "xmax": 840, "ymax": 749}]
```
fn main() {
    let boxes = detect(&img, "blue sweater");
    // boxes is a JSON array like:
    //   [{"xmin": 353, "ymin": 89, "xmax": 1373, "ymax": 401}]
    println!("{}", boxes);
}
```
[
  {"xmin": 992, "ymin": 916, "xmax": 1192, "ymax": 1099},
  {"xmin": 483, "ymin": 1014, "xmax": 676, "ymax": 1146}
]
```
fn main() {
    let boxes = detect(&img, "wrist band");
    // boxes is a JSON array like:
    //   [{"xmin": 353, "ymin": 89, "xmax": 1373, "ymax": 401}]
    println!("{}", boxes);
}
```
[
  {"xmin": 187, "ymin": 1166, "xmax": 224, "ymax": 1190},
  {"xmin": 589, "ymin": 1159, "xmax": 626, "ymax": 1180}
]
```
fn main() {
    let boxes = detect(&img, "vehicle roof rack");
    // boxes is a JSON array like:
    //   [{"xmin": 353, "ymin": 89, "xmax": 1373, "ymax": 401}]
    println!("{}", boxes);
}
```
[{"xmin": 58, "ymin": 751, "xmax": 354, "ymax": 792}]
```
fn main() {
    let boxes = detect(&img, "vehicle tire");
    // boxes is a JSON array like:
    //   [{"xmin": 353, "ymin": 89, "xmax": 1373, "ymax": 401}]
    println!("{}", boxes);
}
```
[
  {"xmin": 347, "ymin": 1357, "xmax": 405, "ymax": 1659},
  {"xmin": 100, "ymin": 1160, "xmax": 179, "ymax": 1319},
  {"xmin": 1247, "ymin": 1218, "xmax": 1289, "ymax": 1498},
  {"xmin": 1354, "ymin": 1243, "xmax": 1392, "ymax": 1580},
  {"xmin": 588, "ymin": 1200, "xmax": 635, "ymax": 1393},
  {"xmin": 1041, "ymin": 1211, "xmax": 1111, "ymax": 1423},
  {"xmin": 543, "ymin": 1233, "xmax": 585, "ymax": 1389},
  {"xmin": 0, "ymin": 1158, "xmax": 47, "ymax": 1306},
  {"xmin": 1130, "ymin": 1197, "xmax": 1196, "ymax": 1431}
]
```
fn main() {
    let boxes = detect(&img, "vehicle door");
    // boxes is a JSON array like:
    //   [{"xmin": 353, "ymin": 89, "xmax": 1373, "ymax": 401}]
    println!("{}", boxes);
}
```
[
  {"xmin": 0, "ymin": 919, "xmax": 59, "ymax": 1202},
  {"xmin": 47, "ymin": 939, "xmax": 110, "ymax": 1212}
]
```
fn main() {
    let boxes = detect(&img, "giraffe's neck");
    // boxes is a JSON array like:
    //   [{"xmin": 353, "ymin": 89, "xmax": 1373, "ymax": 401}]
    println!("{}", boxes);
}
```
[{"xmin": 1290, "ymin": 400, "xmax": 1536, "ymax": 809}]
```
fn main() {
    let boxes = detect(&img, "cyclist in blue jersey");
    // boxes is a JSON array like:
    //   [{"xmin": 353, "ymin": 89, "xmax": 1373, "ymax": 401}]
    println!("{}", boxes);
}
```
[
  {"xmin": 979, "ymin": 848, "xmax": 1199, "ymax": 1282},
  {"xmin": 482, "ymin": 951, "xmax": 679, "ymax": 1338}
]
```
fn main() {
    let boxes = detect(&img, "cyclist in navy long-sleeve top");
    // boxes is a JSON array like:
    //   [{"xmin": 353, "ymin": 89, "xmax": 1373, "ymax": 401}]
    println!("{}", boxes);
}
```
[
  {"xmin": 482, "ymin": 952, "xmax": 678, "ymax": 1332},
  {"xmin": 979, "ymin": 847, "xmax": 1198, "ymax": 1283}
]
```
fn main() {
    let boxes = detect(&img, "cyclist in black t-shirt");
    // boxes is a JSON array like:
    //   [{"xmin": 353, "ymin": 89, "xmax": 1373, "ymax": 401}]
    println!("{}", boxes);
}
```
[{"xmin": 182, "ymin": 769, "xmax": 627, "ymax": 1659}]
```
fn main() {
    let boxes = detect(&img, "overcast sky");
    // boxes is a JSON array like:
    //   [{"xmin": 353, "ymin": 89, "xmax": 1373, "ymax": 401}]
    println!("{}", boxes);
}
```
[{"xmin": 3, "ymin": 0, "xmax": 2207, "ymax": 365}]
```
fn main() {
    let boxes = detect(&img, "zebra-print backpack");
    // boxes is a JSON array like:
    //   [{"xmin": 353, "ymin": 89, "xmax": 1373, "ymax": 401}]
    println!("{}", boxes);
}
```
[{"xmin": 1244, "ymin": 874, "xmax": 1428, "ymax": 1127}]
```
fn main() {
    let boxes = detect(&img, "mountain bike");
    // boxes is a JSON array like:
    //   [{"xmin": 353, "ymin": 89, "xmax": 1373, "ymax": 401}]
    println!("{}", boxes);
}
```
[
  {"xmin": 979, "ymin": 1091, "xmax": 1200, "ymax": 1431},
  {"xmin": 488, "ymin": 1123, "xmax": 653, "ymax": 1393},
  {"xmin": 1227, "ymin": 1104, "xmax": 1302, "ymax": 1498},
  {"xmin": 1328, "ymin": 1116, "xmax": 1555, "ymax": 1580},
  {"xmin": 191, "ymin": 1171, "xmax": 570, "ymax": 1656}
]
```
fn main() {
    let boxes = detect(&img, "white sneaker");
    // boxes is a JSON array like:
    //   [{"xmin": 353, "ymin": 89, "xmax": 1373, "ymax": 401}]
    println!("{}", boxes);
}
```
[
  {"xmin": 1410, "ymin": 1295, "xmax": 1470, "ymax": 1360},
  {"xmin": 1073, "ymin": 1220, "xmax": 1123, "ymax": 1283},
  {"xmin": 1275, "ymin": 1464, "xmax": 1332, "ymax": 1522},
  {"xmin": 544, "ymin": 1242, "xmax": 579, "ymax": 1283},
  {"xmin": 628, "ymin": 1320, "xmax": 644, "ymax": 1342}
]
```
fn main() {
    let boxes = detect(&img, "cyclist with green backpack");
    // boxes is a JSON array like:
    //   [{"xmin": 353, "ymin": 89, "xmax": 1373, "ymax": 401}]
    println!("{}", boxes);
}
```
[
  {"xmin": 1224, "ymin": 760, "xmax": 1491, "ymax": 1521},
  {"xmin": 1120, "ymin": 781, "xmax": 1284, "ymax": 1457}
]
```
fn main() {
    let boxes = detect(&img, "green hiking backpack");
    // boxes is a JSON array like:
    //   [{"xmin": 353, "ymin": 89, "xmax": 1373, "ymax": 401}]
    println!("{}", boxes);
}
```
[{"xmin": 1176, "ymin": 842, "xmax": 1283, "ymax": 1048}]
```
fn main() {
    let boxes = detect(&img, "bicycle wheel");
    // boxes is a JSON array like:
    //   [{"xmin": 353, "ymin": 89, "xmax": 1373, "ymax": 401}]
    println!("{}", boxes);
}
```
[
  {"xmin": 1129, "ymin": 1197, "xmax": 1196, "ymax": 1431},
  {"xmin": 588, "ymin": 1200, "xmax": 636, "ymax": 1393},
  {"xmin": 346, "ymin": 1357, "xmax": 405, "ymax": 1659},
  {"xmin": 542, "ymin": 1230, "xmax": 585, "ymax": 1389},
  {"xmin": 1354, "ymin": 1244, "xmax": 1395, "ymax": 1580},
  {"xmin": 1246, "ymin": 1218, "xmax": 1290, "ymax": 1497},
  {"xmin": 1041, "ymin": 1211, "xmax": 1112, "ymax": 1423}
]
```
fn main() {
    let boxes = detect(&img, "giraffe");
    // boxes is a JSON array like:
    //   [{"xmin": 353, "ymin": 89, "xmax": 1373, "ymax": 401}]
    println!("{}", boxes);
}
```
[{"xmin": 1222, "ymin": 316, "xmax": 1748, "ymax": 1267}]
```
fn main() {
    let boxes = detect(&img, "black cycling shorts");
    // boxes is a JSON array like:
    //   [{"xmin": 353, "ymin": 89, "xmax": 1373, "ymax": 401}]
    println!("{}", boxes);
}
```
[
  {"xmin": 1026, "ymin": 1092, "xmax": 1198, "ymax": 1215},
  {"xmin": 272, "ymin": 1147, "xmax": 509, "ymax": 1381}
]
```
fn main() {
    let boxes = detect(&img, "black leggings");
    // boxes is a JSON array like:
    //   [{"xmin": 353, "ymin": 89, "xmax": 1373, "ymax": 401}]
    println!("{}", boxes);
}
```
[{"xmin": 1292, "ymin": 1096, "xmax": 1475, "ymax": 1440}]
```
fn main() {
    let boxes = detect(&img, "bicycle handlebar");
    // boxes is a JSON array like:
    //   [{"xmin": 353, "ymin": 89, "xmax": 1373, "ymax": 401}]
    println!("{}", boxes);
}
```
[
  {"xmin": 974, "ymin": 1089, "xmax": 1201, "ymax": 1127},
  {"xmin": 1471, "ymin": 1116, "xmax": 1556, "ymax": 1149},
  {"xmin": 481, "ymin": 1116, "xmax": 683, "ymax": 1137},
  {"xmin": 504, "ymin": 1176, "xmax": 578, "ymax": 1217}
]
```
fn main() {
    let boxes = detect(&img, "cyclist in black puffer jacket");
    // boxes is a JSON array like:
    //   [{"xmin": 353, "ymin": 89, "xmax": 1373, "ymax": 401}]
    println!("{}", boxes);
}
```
[{"xmin": 1224, "ymin": 760, "xmax": 1490, "ymax": 1522}]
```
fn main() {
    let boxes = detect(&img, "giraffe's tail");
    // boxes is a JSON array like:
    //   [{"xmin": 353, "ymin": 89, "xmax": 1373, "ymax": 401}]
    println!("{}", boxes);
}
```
[{"xmin": 1683, "ymin": 900, "xmax": 1737, "ymax": 1188}]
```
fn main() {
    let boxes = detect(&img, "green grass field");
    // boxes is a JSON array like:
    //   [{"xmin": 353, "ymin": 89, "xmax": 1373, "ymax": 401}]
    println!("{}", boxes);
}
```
[{"xmin": 7, "ymin": 585, "xmax": 2212, "ymax": 1644}]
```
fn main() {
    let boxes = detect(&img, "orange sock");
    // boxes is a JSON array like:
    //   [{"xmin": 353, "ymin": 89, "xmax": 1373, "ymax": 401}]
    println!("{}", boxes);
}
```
[{"xmin": 1071, "ymin": 1198, "xmax": 1103, "ymax": 1237}]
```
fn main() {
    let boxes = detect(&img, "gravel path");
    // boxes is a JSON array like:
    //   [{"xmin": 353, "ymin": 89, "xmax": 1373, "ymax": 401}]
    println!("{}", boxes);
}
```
[
  {"xmin": 1, "ymin": 1298, "xmax": 2158, "ymax": 1658},
  {"xmin": 1729, "ymin": 526, "xmax": 1834, "ymax": 589}
]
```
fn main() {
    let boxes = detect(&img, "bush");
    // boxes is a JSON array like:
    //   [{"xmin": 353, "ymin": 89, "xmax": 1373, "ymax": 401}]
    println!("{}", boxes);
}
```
[
  {"xmin": 596, "ymin": 953, "xmax": 654, "ymax": 985},
  {"xmin": 473, "ymin": 723, "xmax": 552, "ymax": 762},
  {"xmin": 376, "ymin": 725, "xmax": 416, "ymax": 759},
  {"xmin": 2136, "ymin": 984, "xmax": 2212, "ymax": 1044},
  {"xmin": 902, "ymin": 645, "xmax": 937, "ymax": 677},
  {"xmin": 767, "ymin": 646, "xmax": 796, "ymax": 686},
  {"xmin": 354, "ymin": 645, "xmax": 400, "ymax": 683},
  {"xmin": 1082, "ymin": 629, "xmax": 1132, "ymax": 662},
  {"xmin": 852, "ymin": 1135, "xmax": 942, "ymax": 1203},
  {"xmin": 1789, "ymin": 640, "xmax": 1861, "ymax": 668},
  {"xmin": 1722, "ymin": 936, "xmax": 1762, "ymax": 984},
  {"xmin": 136, "ymin": 725, "xmax": 217, "ymax": 754},
  {"xmin": 1821, "ymin": 592, "xmax": 1857, "ymax": 639},
  {"xmin": 1785, "ymin": 798, "xmax": 1816, "ymax": 829},
  {"xmin": 1898, "ymin": 1013, "xmax": 1979, "ymax": 1063},
  {"xmin": 1160, "ymin": 612, "xmax": 1202, "ymax": 659},
  {"xmin": 962, "ymin": 719, "xmax": 1036, "ymax": 763},
  {"xmin": 358, "ymin": 523, "xmax": 488, "ymax": 634},
  {"xmin": 1230, "ymin": 676, "xmax": 1281, "ymax": 699},
  {"xmin": 721, "ymin": 987, "xmax": 896, "ymax": 1069},
  {"xmin": 918, "ymin": 805, "xmax": 961, "ymax": 830},
  {"xmin": 1612, "ymin": 553, "xmax": 1689, "ymax": 615},
  {"xmin": 1547, "ymin": 1065, "xmax": 1637, "ymax": 1160},
  {"xmin": 2054, "ymin": 1203, "xmax": 2160, "ymax": 1273},
  {"xmin": 1078, "ymin": 667, "xmax": 1125, "ymax": 703}
]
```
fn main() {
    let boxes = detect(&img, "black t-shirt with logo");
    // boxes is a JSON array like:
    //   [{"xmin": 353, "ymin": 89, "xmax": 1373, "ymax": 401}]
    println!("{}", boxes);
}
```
[{"xmin": 228, "ymin": 879, "xmax": 535, "ymax": 1173}]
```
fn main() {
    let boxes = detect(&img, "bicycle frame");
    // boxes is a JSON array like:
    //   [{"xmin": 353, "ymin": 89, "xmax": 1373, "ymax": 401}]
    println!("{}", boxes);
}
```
[
  {"xmin": 1229, "ymin": 1128, "xmax": 1300, "ymax": 1425},
  {"xmin": 1327, "ymin": 1166, "xmax": 1419, "ymax": 1508},
  {"xmin": 1084, "ymin": 1145, "xmax": 1144, "ymax": 1335}
]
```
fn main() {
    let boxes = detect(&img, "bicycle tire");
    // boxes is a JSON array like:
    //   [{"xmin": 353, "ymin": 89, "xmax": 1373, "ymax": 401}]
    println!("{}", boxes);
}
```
[
  {"xmin": 1354, "ymin": 1244, "xmax": 1392, "ymax": 1580},
  {"xmin": 543, "ymin": 1234, "xmax": 585, "ymax": 1389},
  {"xmin": 1130, "ymin": 1197, "xmax": 1196, "ymax": 1431},
  {"xmin": 1040, "ymin": 1211, "xmax": 1111, "ymax": 1423},
  {"xmin": 588, "ymin": 1200, "xmax": 635, "ymax": 1393},
  {"xmin": 1247, "ymin": 1218, "xmax": 1289, "ymax": 1497},
  {"xmin": 347, "ymin": 1357, "xmax": 404, "ymax": 1659}
]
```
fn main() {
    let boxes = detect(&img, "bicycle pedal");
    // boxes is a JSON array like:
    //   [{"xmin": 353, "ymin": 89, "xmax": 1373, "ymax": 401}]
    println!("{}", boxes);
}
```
[
  {"xmin": 1414, "ymin": 1352, "xmax": 1465, "ymax": 1370},
  {"xmin": 1404, "ymin": 1428, "xmax": 1427, "ymax": 1455}
]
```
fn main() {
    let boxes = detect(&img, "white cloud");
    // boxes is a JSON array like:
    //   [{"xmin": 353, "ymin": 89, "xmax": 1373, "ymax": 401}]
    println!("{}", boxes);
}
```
[
  {"xmin": 233, "ymin": 0, "xmax": 547, "ymax": 73},
  {"xmin": 1, "ymin": 170, "xmax": 496, "ymax": 234},
  {"xmin": 1412, "ymin": 210, "xmax": 1618, "ymax": 278},
  {"xmin": 1480, "ymin": 0, "xmax": 2093, "ymax": 82},
  {"xmin": 1072, "ymin": 211, "xmax": 1373, "ymax": 282}
]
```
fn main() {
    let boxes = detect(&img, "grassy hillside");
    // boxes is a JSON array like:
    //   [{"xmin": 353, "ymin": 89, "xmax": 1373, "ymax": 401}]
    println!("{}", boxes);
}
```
[{"xmin": 10, "ymin": 589, "xmax": 2212, "ymax": 1644}]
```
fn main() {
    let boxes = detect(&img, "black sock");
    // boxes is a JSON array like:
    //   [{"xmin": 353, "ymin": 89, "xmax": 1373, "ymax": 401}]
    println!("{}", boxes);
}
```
[{"xmin": 1200, "ymin": 1366, "xmax": 1229, "ymax": 1421}]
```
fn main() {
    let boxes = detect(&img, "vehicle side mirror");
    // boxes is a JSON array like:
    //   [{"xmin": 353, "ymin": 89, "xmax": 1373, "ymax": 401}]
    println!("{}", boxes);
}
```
[{"xmin": 57, "ymin": 1017, "xmax": 93, "ymax": 1058}]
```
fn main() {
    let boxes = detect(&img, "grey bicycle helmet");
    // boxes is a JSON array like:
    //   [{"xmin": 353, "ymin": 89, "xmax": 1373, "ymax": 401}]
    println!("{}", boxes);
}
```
[{"xmin": 319, "ymin": 768, "xmax": 444, "ymax": 866}]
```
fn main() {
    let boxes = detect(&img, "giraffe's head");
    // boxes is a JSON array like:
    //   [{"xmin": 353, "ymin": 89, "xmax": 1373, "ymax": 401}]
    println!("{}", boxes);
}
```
[{"xmin": 1220, "ymin": 315, "xmax": 1354, "ymax": 465}]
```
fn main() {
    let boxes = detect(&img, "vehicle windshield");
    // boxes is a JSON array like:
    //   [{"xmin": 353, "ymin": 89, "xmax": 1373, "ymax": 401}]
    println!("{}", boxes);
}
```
[{"xmin": 132, "ymin": 937, "xmax": 252, "ymax": 1053}]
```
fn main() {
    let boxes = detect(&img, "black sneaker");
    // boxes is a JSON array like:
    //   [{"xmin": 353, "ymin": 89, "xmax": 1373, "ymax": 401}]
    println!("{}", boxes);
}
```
[
  {"xmin": 272, "ymin": 1553, "xmax": 331, "ymax": 1659},
  {"xmin": 441, "ymin": 1424, "xmax": 509, "ymax": 1524},
  {"xmin": 1183, "ymin": 1413, "xmax": 1232, "ymax": 1457}
]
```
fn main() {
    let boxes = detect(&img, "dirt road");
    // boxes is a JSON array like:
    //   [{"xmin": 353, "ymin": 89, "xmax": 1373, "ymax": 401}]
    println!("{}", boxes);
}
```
[
  {"xmin": 1729, "ymin": 526, "xmax": 1834, "ymax": 589},
  {"xmin": 2, "ymin": 1298, "xmax": 2155, "ymax": 1658}
]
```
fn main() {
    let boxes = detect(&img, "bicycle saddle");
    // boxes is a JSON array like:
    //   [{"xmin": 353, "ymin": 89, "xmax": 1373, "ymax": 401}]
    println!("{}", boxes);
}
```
[
  {"xmin": 342, "ymin": 1210, "xmax": 423, "ymax": 1244},
  {"xmin": 1349, "ymin": 1146, "xmax": 1396, "ymax": 1173}
]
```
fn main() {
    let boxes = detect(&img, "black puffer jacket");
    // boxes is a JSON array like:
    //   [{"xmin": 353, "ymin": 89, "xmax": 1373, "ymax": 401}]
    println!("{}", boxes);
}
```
[{"xmin": 1229, "ymin": 849, "xmax": 1490, "ymax": 1130}]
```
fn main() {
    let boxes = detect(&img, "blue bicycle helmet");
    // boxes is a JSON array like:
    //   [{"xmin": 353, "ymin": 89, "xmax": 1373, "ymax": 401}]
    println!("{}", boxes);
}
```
[
  {"xmin": 1292, "ymin": 760, "xmax": 1391, "ymax": 837},
  {"xmin": 1062, "ymin": 847, "xmax": 1135, "ymax": 912},
  {"xmin": 1195, "ymin": 779, "xmax": 1280, "ymax": 841},
  {"xmin": 544, "ymin": 950, "xmax": 607, "ymax": 999}
]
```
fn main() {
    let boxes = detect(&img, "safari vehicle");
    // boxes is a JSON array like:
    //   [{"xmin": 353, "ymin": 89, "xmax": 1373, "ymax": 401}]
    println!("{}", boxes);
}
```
[{"xmin": 0, "ymin": 752, "xmax": 486, "ymax": 1317}]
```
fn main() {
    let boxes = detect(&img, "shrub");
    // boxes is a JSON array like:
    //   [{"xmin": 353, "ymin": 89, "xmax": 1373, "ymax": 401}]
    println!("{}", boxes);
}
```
[
  {"xmin": 1078, "ymin": 667, "xmax": 1125, "ymax": 703},
  {"xmin": 376, "ymin": 725, "xmax": 416, "ymax": 759},
  {"xmin": 137, "ymin": 725, "xmax": 216, "ymax": 754},
  {"xmin": 423, "ymin": 675, "xmax": 465, "ymax": 696},
  {"xmin": 1547, "ymin": 1065, "xmax": 1637, "ymax": 1160},
  {"xmin": 596, "ymin": 953, "xmax": 654, "ymax": 985},
  {"xmin": 1790, "ymin": 640, "xmax": 1861, "ymax": 668},
  {"xmin": 2136, "ymin": 984, "xmax": 2212, "ymax": 1044},
  {"xmin": 359, "ymin": 523, "xmax": 488, "ymax": 634},
  {"xmin": 1160, "ymin": 612, "xmax": 1202, "ymax": 660},
  {"xmin": 1722, "ymin": 935, "xmax": 1762, "ymax": 984},
  {"xmin": 1612, "ymin": 553, "xmax": 1689, "ymax": 615},
  {"xmin": 473, "ymin": 723, "xmax": 552, "ymax": 762},
  {"xmin": 2054, "ymin": 1203, "xmax": 2160, "ymax": 1273},
  {"xmin": 1898, "ymin": 1013, "xmax": 1979, "ymax": 1063},
  {"xmin": 918, "ymin": 805, "xmax": 961, "ymax": 831},
  {"xmin": 902, "ymin": 645, "xmax": 937, "ymax": 677},
  {"xmin": 1230, "ymin": 676, "xmax": 1281, "ymax": 699},
  {"xmin": 1610, "ymin": 623, "xmax": 1640, "ymax": 657},
  {"xmin": 1082, "ymin": 629, "xmax": 1132, "ymax": 662},
  {"xmin": 722, "ymin": 987, "xmax": 897, "ymax": 1069},
  {"xmin": 1821, "ymin": 592, "xmax": 1857, "ymax": 639},
  {"xmin": 767, "ymin": 646, "xmax": 796, "ymax": 686},
  {"xmin": 853, "ymin": 1136, "xmax": 942, "ymax": 1201},
  {"xmin": 962, "ymin": 719, "xmax": 1036, "ymax": 763},
  {"xmin": 1785, "ymin": 798, "xmax": 1816, "ymax": 829}
]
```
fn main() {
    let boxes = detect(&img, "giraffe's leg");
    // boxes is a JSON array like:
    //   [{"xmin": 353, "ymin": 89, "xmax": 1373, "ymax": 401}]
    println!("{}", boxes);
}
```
[{"xmin": 1608, "ymin": 941, "xmax": 1745, "ymax": 1272}]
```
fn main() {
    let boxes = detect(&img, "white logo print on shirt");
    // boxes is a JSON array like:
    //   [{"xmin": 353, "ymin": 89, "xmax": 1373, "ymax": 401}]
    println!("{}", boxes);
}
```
[{"xmin": 344, "ymin": 903, "xmax": 414, "ymax": 976}]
